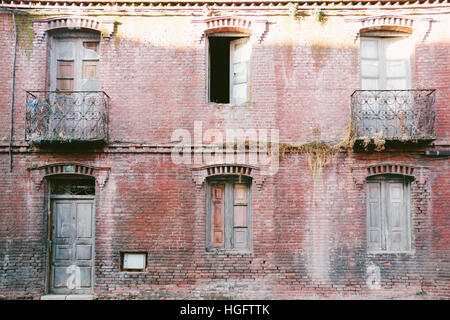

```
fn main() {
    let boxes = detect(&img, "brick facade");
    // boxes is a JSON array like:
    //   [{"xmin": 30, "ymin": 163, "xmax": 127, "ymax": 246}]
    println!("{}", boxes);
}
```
[{"xmin": 0, "ymin": 1, "xmax": 449, "ymax": 299}]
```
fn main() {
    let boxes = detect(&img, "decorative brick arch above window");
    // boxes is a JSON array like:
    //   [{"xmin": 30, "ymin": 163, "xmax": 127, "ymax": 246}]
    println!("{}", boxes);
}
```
[
  {"xmin": 46, "ymin": 16, "xmax": 102, "ymax": 33},
  {"xmin": 28, "ymin": 162, "xmax": 110, "ymax": 190},
  {"xmin": 192, "ymin": 16, "xmax": 269, "ymax": 43},
  {"xmin": 367, "ymin": 164, "xmax": 415, "ymax": 178},
  {"xmin": 351, "ymin": 162, "xmax": 430, "ymax": 189},
  {"xmin": 359, "ymin": 16, "xmax": 415, "ymax": 34},
  {"xmin": 349, "ymin": 15, "xmax": 434, "ymax": 42},
  {"xmin": 191, "ymin": 164, "xmax": 266, "ymax": 190},
  {"xmin": 35, "ymin": 16, "xmax": 116, "ymax": 42}
]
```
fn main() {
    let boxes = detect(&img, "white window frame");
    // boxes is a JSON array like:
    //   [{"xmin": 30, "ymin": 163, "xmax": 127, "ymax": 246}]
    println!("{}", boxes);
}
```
[{"xmin": 121, "ymin": 252, "xmax": 148, "ymax": 272}]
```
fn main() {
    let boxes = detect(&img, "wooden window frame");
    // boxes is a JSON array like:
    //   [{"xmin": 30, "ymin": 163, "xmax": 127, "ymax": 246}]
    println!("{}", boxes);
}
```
[
  {"xmin": 366, "ymin": 175, "xmax": 413, "ymax": 253},
  {"xmin": 207, "ymin": 33, "xmax": 251, "ymax": 105},
  {"xmin": 206, "ymin": 176, "xmax": 252, "ymax": 252}
]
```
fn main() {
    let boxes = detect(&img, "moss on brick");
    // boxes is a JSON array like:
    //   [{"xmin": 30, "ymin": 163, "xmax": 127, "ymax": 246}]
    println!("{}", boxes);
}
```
[{"xmin": 14, "ymin": 13, "xmax": 37, "ymax": 59}]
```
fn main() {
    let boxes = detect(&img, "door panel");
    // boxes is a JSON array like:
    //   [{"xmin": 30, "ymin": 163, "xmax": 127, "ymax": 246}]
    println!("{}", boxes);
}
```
[
  {"xmin": 50, "ymin": 200, "xmax": 94, "ymax": 294},
  {"xmin": 76, "ymin": 245, "xmax": 92, "ymax": 260},
  {"xmin": 367, "ymin": 182, "xmax": 382, "ymax": 250},
  {"xmin": 387, "ymin": 182, "xmax": 407, "ymax": 251},
  {"xmin": 210, "ymin": 184, "xmax": 225, "ymax": 248},
  {"xmin": 76, "ymin": 203, "xmax": 93, "ymax": 238}
]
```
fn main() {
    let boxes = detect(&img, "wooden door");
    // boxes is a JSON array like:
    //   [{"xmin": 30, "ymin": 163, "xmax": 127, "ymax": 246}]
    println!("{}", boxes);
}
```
[
  {"xmin": 51, "ymin": 38, "xmax": 99, "ymax": 92},
  {"xmin": 50, "ymin": 200, "xmax": 95, "ymax": 294},
  {"xmin": 360, "ymin": 37, "xmax": 412, "ymax": 137},
  {"xmin": 50, "ymin": 37, "xmax": 100, "ymax": 139}
]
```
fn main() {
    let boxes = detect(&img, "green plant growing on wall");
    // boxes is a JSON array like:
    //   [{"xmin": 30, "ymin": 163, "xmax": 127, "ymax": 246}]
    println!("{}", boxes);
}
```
[
  {"xmin": 311, "ymin": 8, "xmax": 327, "ymax": 24},
  {"xmin": 287, "ymin": 3, "xmax": 298, "ymax": 19},
  {"xmin": 14, "ymin": 13, "xmax": 37, "ymax": 59},
  {"xmin": 287, "ymin": 3, "xmax": 307, "ymax": 20}
]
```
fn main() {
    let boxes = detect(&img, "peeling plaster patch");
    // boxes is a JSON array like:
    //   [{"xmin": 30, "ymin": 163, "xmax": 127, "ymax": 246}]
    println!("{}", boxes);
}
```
[{"xmin": 366, "ymin": 263, "xmax": 381, "ymax": 290}]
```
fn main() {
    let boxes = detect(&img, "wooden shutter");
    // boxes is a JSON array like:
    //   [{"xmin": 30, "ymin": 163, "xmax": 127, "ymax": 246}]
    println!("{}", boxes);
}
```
[
  {"xmin": 233, "ymin": 183, "xmax": 248, "ymax": 249},
  {"xmin": 55, "ymin": 40, "xmax": 75, "ymax": 91},
  {"xmin": 230, "ymin": 38, "xmax": 251, "ymax": 105},
  {"xmin": 361, "ymin": 39, "xmax": 380, "ymax": 90},
  {"xmin": 81, "ymin": 41, "xmax": 100, "ymax": 91},
  {"xmin": 210, "ymin": 184, "xmax": 225, "ymax": 248},
  {"xmin": 52, "ymin": 39, "xmax": 100, "ymax": 91},
  {"xmin": 367, "ymin": 182, "xmax": 382, "ymax": 251},
  {"xmin": 56, "ymin": 61, "xmax": 74, "ymax": 91},
  {"xmin": 54, "ymin": 40, "xmax": 76, "ymax": 91},
  {"xmin": 383, "ymin": 38, "xmax": 411, "ymax": 90},
  {"xmin": 360, "ymin": 39, "xmax": 381, "ymax": 136},
  {"xmin": 387, "ymin": 182, "xmax": 408, "ymax": 251}
]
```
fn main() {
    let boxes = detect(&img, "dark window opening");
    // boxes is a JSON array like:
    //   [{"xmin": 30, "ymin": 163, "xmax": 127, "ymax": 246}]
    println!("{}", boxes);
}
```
[
  {"xmin": 209, "ymin": 35, "xmax": 250, "ymax": 105},
  {"xmin": 50, "ymin": 178, "xmax": 95, "ymax": 196},
  {"xmin": 209, "ymin": 37, "xmax": 233, "ymax": 103}
]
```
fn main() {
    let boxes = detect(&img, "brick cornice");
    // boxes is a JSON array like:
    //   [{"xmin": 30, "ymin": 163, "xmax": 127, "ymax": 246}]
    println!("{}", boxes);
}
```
[
  {"xmin": 2, "ymin": 0, "xmax": 450, "ymax": 9},
  {"xmin": 28, "ymin": 161, "xmax": 110, "ymax": 190},
  {"xmin": 33, "ymin": 16, "xmax": 116, "ymax": 42},
  {"xmin": 348, "ymin": 14, "xmax": 435, "ymax": 42},
  {"xmin": 191, "ymin": 163, "xmax": 267, "ymax": 190},
  {"xmin": 191, "ymin": 15, "xmax": 269, "ymax": 43},
  {"xmin": 351, "ymin": 162, "xmax": 430, "ymax": 189}
]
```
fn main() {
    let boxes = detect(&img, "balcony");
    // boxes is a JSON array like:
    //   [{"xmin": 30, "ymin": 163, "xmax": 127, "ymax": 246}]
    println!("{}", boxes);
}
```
[
  {"xmin": 351, "ymin": 90, "xmax": 436, "ymax": 142},
  {"xmin": 25, "ymin": 91, "xmax": 109, "ymax": 145}
]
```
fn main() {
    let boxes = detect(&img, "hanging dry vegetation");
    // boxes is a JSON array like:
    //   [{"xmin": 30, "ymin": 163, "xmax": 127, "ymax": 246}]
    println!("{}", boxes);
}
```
[{"xmin": 217, "ymin": 121, "xmax": 357, "ymax": 177}]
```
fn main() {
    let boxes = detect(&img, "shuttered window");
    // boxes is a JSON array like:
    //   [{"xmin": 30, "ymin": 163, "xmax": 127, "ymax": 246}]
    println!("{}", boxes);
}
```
[
  {"xmin": 50, "ymin": 34, "xmax": 100, "ymax": 92},
  {"xmin": 360, "ymin": 35, "xmax": 412, "ymax": 90},
  {"xmin": 208, "ymin": 179, "xmax": 251, "ymax": 250},
  {"xmin": 210, "ymin": 184, "xmax": 225, "ymax": 248},
  {"xmin": 366, "ymin": 177, "xmax": 411, "ymax": 252}
]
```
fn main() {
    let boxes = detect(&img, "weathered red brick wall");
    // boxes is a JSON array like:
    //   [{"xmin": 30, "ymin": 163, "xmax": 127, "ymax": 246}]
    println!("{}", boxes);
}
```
[
  {"xmin": 0, "ymin": 14, "xmax": 14, "ymax": 143},
  {"xmin": 0, "ymin": 9, "xmax": 449, "ymax": 299}
]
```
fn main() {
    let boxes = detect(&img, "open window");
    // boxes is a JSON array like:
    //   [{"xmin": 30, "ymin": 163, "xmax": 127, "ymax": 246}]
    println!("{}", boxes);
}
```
[{"xmin": 208, "ymin": 35, "xmax": 251, "ymax": 105}]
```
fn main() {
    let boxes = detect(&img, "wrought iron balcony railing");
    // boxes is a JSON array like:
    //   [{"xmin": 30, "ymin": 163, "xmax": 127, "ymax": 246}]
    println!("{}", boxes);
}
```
[
  {"xmin": 351, "ymin": 89, "xmax": 436, "ymax": 141},
  {"xmin": 25, "ymin": 91, "xmax": 109, "ymax": 144}
]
